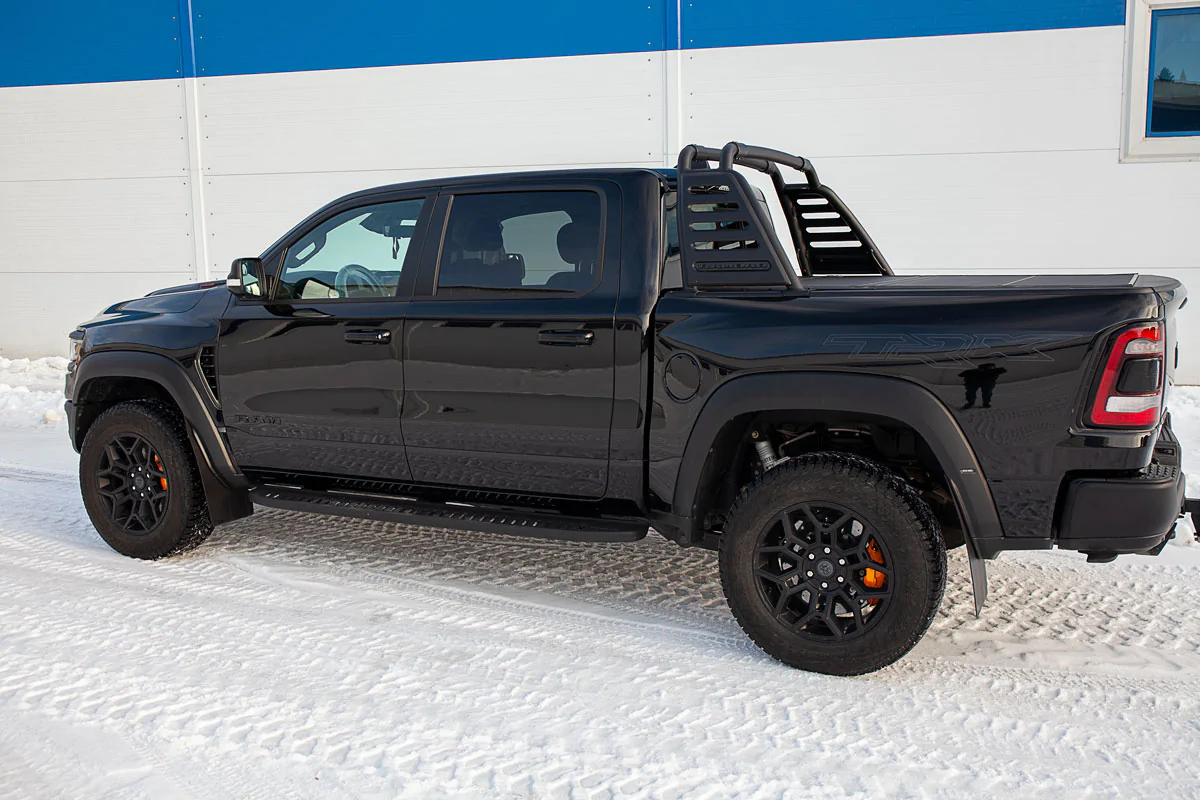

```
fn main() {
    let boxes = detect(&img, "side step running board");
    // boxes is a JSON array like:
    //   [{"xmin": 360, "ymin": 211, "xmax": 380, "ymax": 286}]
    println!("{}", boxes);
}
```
[{"xmin": 250, "ymin": 485, "xmax": 648, "ymax": 543}]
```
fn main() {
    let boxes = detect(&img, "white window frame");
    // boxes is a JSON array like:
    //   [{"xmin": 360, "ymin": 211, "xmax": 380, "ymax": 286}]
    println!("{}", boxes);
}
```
[{"xmin": 1122, "ymin": 0, "xmax": 1200, "ymax": 161}]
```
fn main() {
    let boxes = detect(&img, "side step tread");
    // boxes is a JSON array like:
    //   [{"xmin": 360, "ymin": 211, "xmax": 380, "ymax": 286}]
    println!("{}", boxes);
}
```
[{"xmin": 250, "ymin": 485, "xmax": 648, "ymax": 543}]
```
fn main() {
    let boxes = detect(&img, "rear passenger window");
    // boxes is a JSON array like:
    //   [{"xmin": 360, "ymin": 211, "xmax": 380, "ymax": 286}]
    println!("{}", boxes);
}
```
[{"xmin": 437, "ymin": 191, "xmax": 602, "ymax": 293}]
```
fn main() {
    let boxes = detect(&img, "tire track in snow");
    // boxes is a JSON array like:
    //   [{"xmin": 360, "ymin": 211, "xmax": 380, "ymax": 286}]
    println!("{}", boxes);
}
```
[{"xmin": 2, "ymin": 455, "xmax": 1200, "ymax": 796}]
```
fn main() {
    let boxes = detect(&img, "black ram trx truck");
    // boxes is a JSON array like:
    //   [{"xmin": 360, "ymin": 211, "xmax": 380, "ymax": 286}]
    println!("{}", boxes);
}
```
[{"xmin": 65, "ymin": 143, "xmax": 1192, "ymax": 674}]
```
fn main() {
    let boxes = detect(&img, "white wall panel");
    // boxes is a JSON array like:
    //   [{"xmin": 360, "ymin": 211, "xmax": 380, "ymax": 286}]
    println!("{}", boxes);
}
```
[
  {"xmin": 0, "ymin": 77, "xmax": 197, "ymax": 357},
  {"xmin": 682, "ymin": 26, "xmax": 1125, "ymax": 157},
  {"xmin": 803, "ymin": 150, "xmax": 1200, "ymax": 274},
  {"xmin": 0, "ymin": 174, "xmax": 198, "ymax": 357},
  {"xmin": 198, "ymin": 52, "xmax": 668, "ymax": 178},
  {"xmin": 0, "ymin": 178, "xmax": 196, "ymax": 274},
  {"xmin": 0, "ymin": 271, "xmax": 194, "ymax": 359},
  {"xmin": 0, "ymin": 81, "xmax": 189, "ymax": 182}
]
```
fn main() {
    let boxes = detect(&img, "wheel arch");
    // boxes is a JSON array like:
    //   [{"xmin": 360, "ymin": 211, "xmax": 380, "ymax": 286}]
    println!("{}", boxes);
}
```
[
  {"xmin": 71, "ymin": 351, "xmax": 252, "ymax": 523},
  {"xmin": 669, "ymin": 371, "xmax": 997, "ymax": 612}
]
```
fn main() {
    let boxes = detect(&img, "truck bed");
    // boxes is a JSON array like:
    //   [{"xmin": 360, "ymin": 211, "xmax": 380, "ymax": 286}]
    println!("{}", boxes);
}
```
[{"xmin": 803, "ymin": 274, "xmax": 1179, "ymax": 291}]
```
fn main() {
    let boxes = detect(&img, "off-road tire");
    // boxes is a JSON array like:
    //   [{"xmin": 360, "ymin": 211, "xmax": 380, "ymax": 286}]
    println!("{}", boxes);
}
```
[
  {"xmin": 80, "ymin": 401, "xmax": 214, "ymax": 559},
  {"xmin": 719, "ymin": 452, "xmax": 946, "ymax": 675}
]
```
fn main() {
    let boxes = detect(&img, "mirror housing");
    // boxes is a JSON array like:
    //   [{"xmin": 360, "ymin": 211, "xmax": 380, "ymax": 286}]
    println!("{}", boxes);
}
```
[{"xmin": 227, "ymin": 257, "xmax": 265, "ymax": 298}]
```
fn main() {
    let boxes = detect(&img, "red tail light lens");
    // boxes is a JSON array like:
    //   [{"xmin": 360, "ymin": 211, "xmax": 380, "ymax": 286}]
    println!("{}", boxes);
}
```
[{"xmin": 1088, "ymin": 323, "xmax": 1164, "ymax": 428}]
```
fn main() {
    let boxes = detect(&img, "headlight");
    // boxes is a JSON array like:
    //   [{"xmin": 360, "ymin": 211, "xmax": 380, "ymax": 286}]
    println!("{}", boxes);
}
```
[{"xmin": 68, "ymin": 331, "xmax": 84, "ymax": 371}]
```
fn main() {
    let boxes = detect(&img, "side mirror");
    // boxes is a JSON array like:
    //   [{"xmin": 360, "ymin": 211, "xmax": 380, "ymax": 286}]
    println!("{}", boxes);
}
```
[{"xmin": 227, "ymin": 257, "xmax": 265, "ymax": 298}]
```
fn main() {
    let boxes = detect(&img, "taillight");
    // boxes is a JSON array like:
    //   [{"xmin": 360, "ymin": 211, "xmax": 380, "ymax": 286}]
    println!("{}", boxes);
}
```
[{"xmin": 1088, "ymin": 323, "xmax": 1165, "ymax": 428}]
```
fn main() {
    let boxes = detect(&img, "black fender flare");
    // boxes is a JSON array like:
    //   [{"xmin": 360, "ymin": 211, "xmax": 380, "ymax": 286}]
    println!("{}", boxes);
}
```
[
  {"xmin": 672, "ymin": 371, "xmax": 996, "ymax": 612},
  {"xmin": 70, "ymin": 351, "xmax": 253, "ymax": 523}
]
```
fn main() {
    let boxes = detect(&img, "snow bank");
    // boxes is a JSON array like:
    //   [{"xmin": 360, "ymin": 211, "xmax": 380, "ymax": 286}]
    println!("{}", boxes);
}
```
[{"xmin": 0, "ymin": 356, "xmax": 68, "ymax": 427}]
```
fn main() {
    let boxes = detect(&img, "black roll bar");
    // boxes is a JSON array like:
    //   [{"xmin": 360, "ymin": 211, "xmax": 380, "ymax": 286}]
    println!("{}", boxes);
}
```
[{"xmin": 676, "ymin": 142, "xmax": 891, "ymax": 277}]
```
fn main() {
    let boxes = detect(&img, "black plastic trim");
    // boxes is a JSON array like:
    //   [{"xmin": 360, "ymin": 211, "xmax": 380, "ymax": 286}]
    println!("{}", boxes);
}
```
[
  {"xmin": 70, "ymin": 350, "xmax": 248, "ymax": 489},
  {"xmin": 673, "ymin": 371, "xmax": 1007, "ymax": 552},
  {"xmin": 251, "ymin": 485, "xmax": 648, "ymax": 543},
  {"xmin": 1056, "ymin": 466, "xmax": 1184, "ymax": 554}
]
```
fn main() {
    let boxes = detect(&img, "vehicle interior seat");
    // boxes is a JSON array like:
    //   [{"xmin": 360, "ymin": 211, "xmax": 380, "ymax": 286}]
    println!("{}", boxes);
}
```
[
  {"xmin": 546, "ymin": 220, "xmax": 599, "ymax": 290},
  {"xmin": 439, "ymin": 217, "xmax": 525, "ymax": 288}
]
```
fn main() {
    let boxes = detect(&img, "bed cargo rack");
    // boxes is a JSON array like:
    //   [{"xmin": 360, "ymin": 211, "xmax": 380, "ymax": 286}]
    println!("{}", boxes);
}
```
[{"xmin": 676, "ymin": 142, "xmax": 893, "ymax": 284}]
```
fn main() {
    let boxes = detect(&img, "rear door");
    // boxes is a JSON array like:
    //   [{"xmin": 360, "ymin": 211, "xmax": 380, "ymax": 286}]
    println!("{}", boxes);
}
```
[
  {"xmin": 402, "ymin": 182, "xmax": 620, "ymax": 497},
  {"xmin": 218, "ymin": 193, "xmax": 432, "ymax": 482}
]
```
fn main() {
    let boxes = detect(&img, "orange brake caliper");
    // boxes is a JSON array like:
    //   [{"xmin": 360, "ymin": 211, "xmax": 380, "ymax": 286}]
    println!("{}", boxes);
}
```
[
  {"xmin": 154, "ymin": 455, "xmax": 168, "ymax": 491},
  {"xmin": 863, "ymin": 538, "xmax": 885, "ymax": 606}
]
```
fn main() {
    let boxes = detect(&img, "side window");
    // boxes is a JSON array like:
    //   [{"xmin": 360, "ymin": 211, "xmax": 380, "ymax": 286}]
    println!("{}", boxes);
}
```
[
  {"xmin": 437, "ymin": 190, "xmax": 602, "ymax": 293},
  {"xmin": 276, "ymin": 198, "xmax": 426, "ymax": 300}
]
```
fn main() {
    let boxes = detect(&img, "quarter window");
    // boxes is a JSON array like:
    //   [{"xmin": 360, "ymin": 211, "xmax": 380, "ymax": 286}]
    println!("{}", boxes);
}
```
[
  {"xmin": 275, "ymin": 198, "xmax": 426, "ymax": 300},
  {"xmin": 436, "ymin": 191, "xmax": 602, "ymax": 293}
]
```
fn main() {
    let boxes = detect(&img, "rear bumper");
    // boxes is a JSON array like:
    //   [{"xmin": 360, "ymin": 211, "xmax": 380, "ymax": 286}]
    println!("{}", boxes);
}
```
[
  {"xmin": 1056, "ymin": 416, "xmax": 1183, "ymax": 556},
  {"xmin": 1056, "ymin": 463, "xmax": 1183, "ymax": 555}
]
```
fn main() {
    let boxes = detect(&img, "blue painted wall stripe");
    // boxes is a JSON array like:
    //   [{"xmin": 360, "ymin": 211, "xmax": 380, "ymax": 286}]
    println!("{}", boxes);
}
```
[
  {"xmin": 0, "ymin": 0, "xmax": 1126, "ymax": 89},
  {"xmin": 189, "ymin": 0, "xmax": 665, "ymax": 78},
  {"xmin": 1, "ymin": 1, "xmax": 185, "ymax": 87},
  {"xmin": 684, "ymin": 0, "xmax": 1126, "ymax": 50}
]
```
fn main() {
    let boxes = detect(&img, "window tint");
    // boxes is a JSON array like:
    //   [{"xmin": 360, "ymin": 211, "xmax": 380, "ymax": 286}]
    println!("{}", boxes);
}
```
[
  {"xmin": 276, "ymin": 198, "xmax": 425, "ymax": 300},
  {"xmin": 1148, "ymin": 8, "xmax": 1200, "ymax": 136},
  {"xmin": 437, "ymin": 191, "xmax": 602, "ymax": 293},
  {"xmin": 662, "ymin": 191, "xmax": 682, "ymax": 291}
]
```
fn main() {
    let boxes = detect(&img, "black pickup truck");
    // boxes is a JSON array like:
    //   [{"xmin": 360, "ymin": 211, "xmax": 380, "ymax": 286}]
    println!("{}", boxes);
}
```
[{"xmin": 65, "ymin": 143, "xmax": 1190, "ymax": 675}]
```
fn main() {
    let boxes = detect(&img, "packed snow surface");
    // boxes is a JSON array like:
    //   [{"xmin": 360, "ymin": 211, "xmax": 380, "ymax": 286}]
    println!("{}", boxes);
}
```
[{"xmin": 1, "ymin": 359, "xmax": 1199, "ymax": 798}]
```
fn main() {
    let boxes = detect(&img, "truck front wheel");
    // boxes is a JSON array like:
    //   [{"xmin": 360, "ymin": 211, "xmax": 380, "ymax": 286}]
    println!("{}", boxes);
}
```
[
  {"xmin": 719, "ymin": 453, "xmax": 946, "ymax": 675},
  {"xmin": 80, "ymin": 402, "xmax": 214, "ymax": 559}
]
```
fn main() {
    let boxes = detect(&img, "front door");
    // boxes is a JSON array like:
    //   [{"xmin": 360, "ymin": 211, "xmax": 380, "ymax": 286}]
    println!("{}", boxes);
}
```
[
  {"xmin": 218, "ymin": 194, "xmax": 432, "ymax": 482},
  {"xmin": 402, "ymin": 184, "xmax": 620, "ymax": 497}
]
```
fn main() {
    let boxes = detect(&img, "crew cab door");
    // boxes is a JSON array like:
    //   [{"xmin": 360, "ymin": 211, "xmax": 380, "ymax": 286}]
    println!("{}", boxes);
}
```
[
  {"xmin": 402, "ymin": 182, "xmax": 620, "ymax": 497},
  {"xmin": 217, "ymin": 193, "xmax": 433, "ymax": 481}
]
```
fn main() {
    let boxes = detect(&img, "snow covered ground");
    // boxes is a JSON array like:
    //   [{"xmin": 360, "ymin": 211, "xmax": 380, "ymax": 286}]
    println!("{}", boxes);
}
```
[{"xmin": 1, "ymin": 359, "xmax": 1199, "ymax": 798}]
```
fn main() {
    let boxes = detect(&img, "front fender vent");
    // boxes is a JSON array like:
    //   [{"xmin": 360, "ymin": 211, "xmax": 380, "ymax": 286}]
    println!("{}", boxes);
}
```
[{"xmin": 197, "ymin": 345, "xmax": 220, "ymax": 407}]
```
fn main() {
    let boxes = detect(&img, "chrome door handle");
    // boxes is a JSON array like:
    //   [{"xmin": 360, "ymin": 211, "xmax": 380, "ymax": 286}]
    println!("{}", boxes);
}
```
[
  {"xmin": 344, "ymin": 329, "xmax": 391, "ymax": 344},
  {"xmin": 538, "ymin": 330, "xmax": 594, "ymax": 346}
]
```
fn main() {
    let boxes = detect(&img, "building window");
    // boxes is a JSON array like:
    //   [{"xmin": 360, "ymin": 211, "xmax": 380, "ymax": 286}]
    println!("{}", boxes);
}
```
[
  {"xmin": 1123, "ymin": 1, "xmax": 1200, "ymax": 160},
  {"xmin": 1147, "ymin": 7, "xmax": 1200, "ymax": 136}
]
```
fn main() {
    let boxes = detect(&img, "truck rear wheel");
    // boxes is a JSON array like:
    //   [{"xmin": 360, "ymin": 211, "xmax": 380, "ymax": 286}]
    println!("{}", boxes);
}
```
[
  {"xmin": 80, "ymin": 402, "xmax": 214, "ymax": 559},
  {"xmin": 719, "ymin": 452, "xmax": 945, "ymax": 675}
]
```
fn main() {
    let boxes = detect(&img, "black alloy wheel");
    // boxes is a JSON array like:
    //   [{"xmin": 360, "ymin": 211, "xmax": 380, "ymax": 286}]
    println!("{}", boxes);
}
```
[
  {"xmin": 753, "ymin": 500, "xmax": 892, "ymax": 641},
  {"xmin": 96, "ymin": 433, "xmax": 171, "ymax": 533}
]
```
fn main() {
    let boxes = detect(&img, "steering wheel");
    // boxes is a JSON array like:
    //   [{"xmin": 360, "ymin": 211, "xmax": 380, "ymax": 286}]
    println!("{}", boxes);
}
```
[{"xmin": 334, "ymin": 264, "xmax": 387, "ymax": 298}]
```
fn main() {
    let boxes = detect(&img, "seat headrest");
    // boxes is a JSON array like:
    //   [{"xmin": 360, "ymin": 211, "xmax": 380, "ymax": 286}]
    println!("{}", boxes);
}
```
[
  {"xmin": 557, "ymin": 221, "xmax": 599, "ymax": 265},
  {"xmin": 454, "ymin": 217, "xmax": 504, "ymax": 252}
]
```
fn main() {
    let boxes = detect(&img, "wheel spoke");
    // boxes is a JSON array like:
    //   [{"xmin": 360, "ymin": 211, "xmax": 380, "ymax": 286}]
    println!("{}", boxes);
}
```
[
  {"xmin": 821, "ymin": 510, "xmax": 851, "ymax": 536},
  {"xmin": 772, "ymin": 587, "xmax": 790, "ymax": 615},
  {"xmin": 857, "ymin": 585, "xmax": 893, "ymax": 601},
  {"xmin": 847, "ymin": 593, "xmax": 866, "ymax": 631},
  {"xmin": 755, "ymin": 567, "xmax": 786, "ymax": 586},
  {"xmin": 823, "ymin": 601, "xmax": 845, "ymax": 638},
  {"xmin": 790, "ymin": 606, "xmax": 818, "ymax": 631}
]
